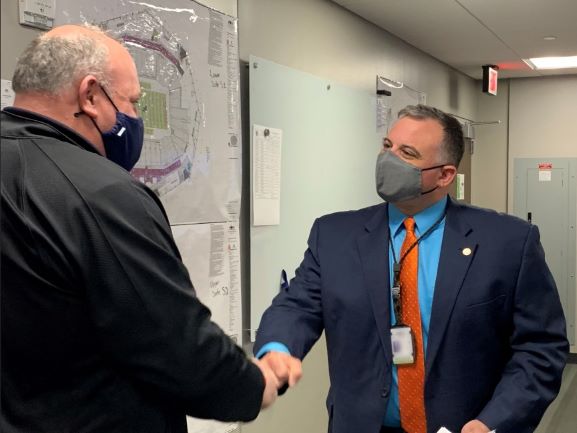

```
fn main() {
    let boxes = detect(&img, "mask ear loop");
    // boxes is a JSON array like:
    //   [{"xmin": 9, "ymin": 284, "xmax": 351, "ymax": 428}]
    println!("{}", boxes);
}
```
[
  {"xmin": 420, "ymin": 164, "xmax": 447, "ymax": 195},
  {"xmin": 74, "ymin": 85, "xmax": 118, "ymax": 134},
  {"xmin": 73, "ymin": 110, "xmax": 104, "ymax": 134},
  {"xmin": 421, "ymin": 163, "xmax": 447, "ymax": 172},
  {"xmin": 421, "ymin": 185, "xmax": 439, "ymax": 195},
  {"xmin": 99, "ymin": 85, "xmax": 120, "ymax": 112}
]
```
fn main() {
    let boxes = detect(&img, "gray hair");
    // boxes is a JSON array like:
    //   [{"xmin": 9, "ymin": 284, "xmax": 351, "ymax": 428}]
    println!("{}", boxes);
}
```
[
  {"xmin": 398, "ymin": 104, "xmax": 464, "ymax": 167},
  {"xmin": 12, "ymin": 24, "xmax": 111, "ymax": 95}
]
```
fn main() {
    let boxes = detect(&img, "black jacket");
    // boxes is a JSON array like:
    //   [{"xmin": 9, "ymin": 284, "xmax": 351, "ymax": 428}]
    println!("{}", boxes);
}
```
[{"xmin": 1, "ymin": 108, "xmax": 263, "ymax": 433}]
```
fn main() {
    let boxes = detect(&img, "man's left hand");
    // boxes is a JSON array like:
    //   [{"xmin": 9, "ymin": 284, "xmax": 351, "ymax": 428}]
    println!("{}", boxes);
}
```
[{"xmin": 461, "ymin": 419, "xmax": 491, "ymax": 433}]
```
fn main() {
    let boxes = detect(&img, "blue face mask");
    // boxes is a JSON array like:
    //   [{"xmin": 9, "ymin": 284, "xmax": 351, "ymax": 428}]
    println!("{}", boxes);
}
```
[
  {"xmin": 99, "ymin": 110, "xmax": 144, "ymax": 171},
  {"xmin": 76, "ymin": 85, "xmax": 144, "ymax": 171}
]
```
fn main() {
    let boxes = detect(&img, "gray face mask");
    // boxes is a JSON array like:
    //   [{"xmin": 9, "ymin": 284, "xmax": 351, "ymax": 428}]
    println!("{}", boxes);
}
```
[{"xmin": 375, "ymin": 151, "xmax": 445, "ymax": 202}]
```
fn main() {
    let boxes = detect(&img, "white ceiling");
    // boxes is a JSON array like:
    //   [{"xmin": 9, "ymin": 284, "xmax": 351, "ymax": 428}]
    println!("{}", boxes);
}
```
[{"xmin": 332, "ymin": 0, "xmax": 577, "ymax": 79}]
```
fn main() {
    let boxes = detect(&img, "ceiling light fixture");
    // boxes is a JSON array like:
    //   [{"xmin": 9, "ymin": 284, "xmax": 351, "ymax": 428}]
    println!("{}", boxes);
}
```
[
  {"xmin": 543, "ymin": 36, "xmax": 557, "ymax": 41},
  {"xmin": 523, "ymin": 56, "xmax": 577, "ymax": 70}
]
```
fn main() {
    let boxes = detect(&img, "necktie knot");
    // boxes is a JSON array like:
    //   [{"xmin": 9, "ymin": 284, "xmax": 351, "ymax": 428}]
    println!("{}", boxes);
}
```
[{"xmin": 403, "ymin": 217, "xmax": 416, "ymax": 235}]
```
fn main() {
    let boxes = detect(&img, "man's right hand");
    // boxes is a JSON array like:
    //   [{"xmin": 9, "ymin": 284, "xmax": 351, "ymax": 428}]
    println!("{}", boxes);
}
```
[
  {"xmin": 252, "ymin": 358, "xmax": 280, "ymax": 409},
  {"xmin": 259, "ymin": 351, "xmax": 303, "ymax": 389}
]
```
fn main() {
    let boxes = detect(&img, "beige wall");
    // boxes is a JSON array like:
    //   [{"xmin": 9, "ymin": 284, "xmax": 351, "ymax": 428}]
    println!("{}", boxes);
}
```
[
  {"xmin": 507, "ymin": 75, "xmax": 577, "ymax": 351},
  {"xmin": 472, "ymin": 79, "xmax": 510, "ymax": 212},
  {"xmin": 507, "ymin": 75, "xmax": 577, "ymax": 193},
  {"xmin": 239, "ymin": 0, "xmax": 477, "ymax": 116}
]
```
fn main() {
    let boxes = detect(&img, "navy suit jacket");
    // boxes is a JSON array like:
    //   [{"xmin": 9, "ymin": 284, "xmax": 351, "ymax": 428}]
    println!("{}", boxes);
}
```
[{"xmin": 254, "ymin": 198, "xmax": 568, "ymax": 433}]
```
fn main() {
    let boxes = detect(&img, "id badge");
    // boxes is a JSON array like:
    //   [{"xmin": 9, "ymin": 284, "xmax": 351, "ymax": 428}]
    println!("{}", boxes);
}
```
[{"xmin": 390, "ymin": 326, "xmax": 415, "ymax": 365}]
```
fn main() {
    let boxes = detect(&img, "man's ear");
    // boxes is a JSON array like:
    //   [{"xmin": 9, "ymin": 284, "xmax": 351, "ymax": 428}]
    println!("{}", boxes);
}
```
[
  {"xmin": 77, "ymin": 75, "xmax": 99, "ymax": 118},
  {"xmin": 438, "ymin": 165, "xmax": 457, "ymax": 188}
]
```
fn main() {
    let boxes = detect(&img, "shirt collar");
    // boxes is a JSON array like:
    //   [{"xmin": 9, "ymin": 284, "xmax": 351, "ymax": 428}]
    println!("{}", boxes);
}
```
[
  {"xmin": 388, "ymin": 195, "xmax": 448, "ymax": 237},
  {"xmin": 2, "ymin": 107, "xmax": 100, "ymax": 155}
]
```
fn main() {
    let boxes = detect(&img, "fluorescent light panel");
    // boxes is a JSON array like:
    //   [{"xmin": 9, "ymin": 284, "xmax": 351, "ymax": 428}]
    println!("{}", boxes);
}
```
[{"xmin": 523, "ymin": 56, "xmax": 577, "ymax": 70}]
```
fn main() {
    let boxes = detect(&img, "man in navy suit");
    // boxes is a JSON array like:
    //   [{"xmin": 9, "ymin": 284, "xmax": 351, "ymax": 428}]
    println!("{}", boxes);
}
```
[{"xmin": 254, "ymin": 105, "xmax": 568, "ymax": 433}]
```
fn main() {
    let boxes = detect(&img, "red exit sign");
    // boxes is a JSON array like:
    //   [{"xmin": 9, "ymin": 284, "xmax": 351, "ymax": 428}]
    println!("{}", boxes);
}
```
[{"xmin": 482, "ymin": 65, "xmax": 499, "ymax": 96}]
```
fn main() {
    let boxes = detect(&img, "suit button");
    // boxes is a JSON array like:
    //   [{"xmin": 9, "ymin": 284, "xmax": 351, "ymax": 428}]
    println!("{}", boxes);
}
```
[{"xmin": 381, "ymin": 388, "xmax": 389, "ymax": 398}]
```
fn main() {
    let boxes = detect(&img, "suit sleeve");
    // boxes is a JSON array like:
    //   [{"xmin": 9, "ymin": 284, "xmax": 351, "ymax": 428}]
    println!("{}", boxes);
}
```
[
  {"xmin": 80, "ymin": 179, "xmax": 264, "ymax": 422},
  {"xmin": 254, "ymin": 218, "xmax": 325, "ymax": 360},
  {"xmin": 476, "ymin": 225, "xmax": 569, "ymax": 431}
]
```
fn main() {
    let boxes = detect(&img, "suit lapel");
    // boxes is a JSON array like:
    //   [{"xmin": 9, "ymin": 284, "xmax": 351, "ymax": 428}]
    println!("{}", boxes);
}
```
[
  {"xmin": 425, "ymin": 200, "xmax": 476, "ymax": 376},
  {"xmin": 356, "ymin": 204, "xmax": 392, "ymax": 363}
]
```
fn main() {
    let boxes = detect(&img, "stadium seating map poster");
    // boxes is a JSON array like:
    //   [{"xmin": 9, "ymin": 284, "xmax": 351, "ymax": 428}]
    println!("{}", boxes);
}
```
[{"xmin": 56, "ymin": 2, "xmax": 243, "ymax": 432}]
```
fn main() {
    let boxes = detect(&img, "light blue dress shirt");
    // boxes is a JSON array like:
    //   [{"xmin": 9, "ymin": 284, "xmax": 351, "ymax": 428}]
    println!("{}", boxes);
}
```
[{"xmin": 256, "ymin": 197, "xmax": 448, "ymax": 427}]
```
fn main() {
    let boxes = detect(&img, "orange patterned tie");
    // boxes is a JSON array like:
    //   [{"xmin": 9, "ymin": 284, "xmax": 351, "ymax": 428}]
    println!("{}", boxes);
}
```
[{"xmin": 398, "ymin": 217, "xmax": 427, "ymax": 433}]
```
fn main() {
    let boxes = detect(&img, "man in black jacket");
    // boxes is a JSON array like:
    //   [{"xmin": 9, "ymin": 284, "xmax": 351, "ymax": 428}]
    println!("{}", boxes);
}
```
[{"xmin": 1, "ymin": 24, "xmax": 279, "ymax": 433}]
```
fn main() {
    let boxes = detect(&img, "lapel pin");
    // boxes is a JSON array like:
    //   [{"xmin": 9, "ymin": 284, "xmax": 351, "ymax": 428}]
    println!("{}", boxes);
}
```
[{"xmin": 462, "ymin": 247, "xmax": 472, "ymax": 256}]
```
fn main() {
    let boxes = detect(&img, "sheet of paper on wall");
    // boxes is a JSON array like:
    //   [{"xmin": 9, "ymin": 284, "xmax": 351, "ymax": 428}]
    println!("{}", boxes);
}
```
[
  {"xmin": 1, "ymin": 79, "xmax": 15, "ymax": 110},
  {"xmin": 252, "ymin": 124, "xmax": 282, "ymax": 226},
  {"xmin": 456, "ymin": 173, "xmax": 465, "ymax": 200},
  {"xmin": 538, "ymin": 162, "xmax": 553, "ymax": 182},
  {"xmin": 171, "ymin": 223, "xmax": 242, "ymax": 344},
  {"xmin": 437, "ymin": 428, "xmax": 496, "ymax": 433},
  {"xmin": 539, "ymin": 170, "xmax": 551, "ymax": 181},
  {"xmin": 376, "ymin": 97, "xmax": 392, "ymax": 135}
]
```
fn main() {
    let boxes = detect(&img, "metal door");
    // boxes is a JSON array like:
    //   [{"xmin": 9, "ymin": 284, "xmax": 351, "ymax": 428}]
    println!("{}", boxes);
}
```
[{"xmin": 514, "ymin": 158, "xmax": 576, "ymax": 345}]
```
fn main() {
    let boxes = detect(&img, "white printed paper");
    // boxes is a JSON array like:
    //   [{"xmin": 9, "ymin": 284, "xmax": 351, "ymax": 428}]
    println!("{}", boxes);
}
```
[
  {"xmin": 376, "ymin": 96, "xmax": 392, "ymax": 135},
  {"xmin": 539, "ymin": 170, "xmax": 552, "ymax": 182},
  {"xmin": 538, "ymin": 163, "xmax": 552, "ymax": 182},
  {"xmin": 171, "ymin": 223, "xmax": 242, "ymax": 343},
  {"xmin": 456, "ymin": 173, "xmax": 465, "ymax": 200},
  {"xmin": 252, "ymin": 125, "xmax": 282, "ymax": 226},
  {"xmin": 1, "ymin": 79, "xmax": 15, "ymax": 109}
]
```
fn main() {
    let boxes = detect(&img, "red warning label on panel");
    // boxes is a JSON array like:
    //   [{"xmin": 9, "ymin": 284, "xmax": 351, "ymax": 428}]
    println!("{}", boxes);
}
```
[{"xmin": 538, "ymin": 163, "xmax": 553, "ymax": 170}]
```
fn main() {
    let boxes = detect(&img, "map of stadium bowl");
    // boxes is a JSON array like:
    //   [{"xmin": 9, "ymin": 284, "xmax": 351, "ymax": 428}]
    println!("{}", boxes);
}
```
[{"xmin": 101, "ymin": 10, "xmax": 200, "ymax": 197}]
